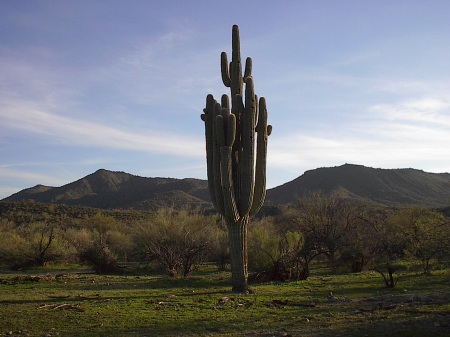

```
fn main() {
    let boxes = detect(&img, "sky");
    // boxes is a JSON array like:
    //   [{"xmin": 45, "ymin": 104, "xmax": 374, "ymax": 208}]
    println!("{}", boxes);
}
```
[{"xmin": 1, "ymin": 1, "xmax": 450, "ymax": 199}]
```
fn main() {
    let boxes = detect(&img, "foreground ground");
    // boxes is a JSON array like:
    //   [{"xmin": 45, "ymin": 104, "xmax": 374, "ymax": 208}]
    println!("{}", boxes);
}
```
[{"xmin": 1, "ymin": 265, "xmax": 449, "ymax": 337}]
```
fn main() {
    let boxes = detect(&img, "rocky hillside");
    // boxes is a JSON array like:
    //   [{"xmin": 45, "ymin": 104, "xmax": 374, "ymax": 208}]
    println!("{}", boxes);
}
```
[
  {"xmin": 4, "ymin": 164, "xmax": 450, "ymax": 210},
  {"xmin": 266, "ymin": 164, "xmax": 450, "ymax": 208},
  {"xmin": 4, "ymin": 169, "xmax": 211, "ymax": 211}
]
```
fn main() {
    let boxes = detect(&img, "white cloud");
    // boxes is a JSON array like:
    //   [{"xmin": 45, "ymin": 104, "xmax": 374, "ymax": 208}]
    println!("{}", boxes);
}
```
[
  {"xmin": 0, "ymin": 100, "xmax": 204, "ymax": 158},
  {"xmin": 371, "ymin": 97, "xmax": 450, "ymax": 127},
  {"xmin": 267, "ymin": 94, "xmax": 450, "ymax": 176},
  {"xmin": 0, "ymin": 166, "xmax": 67, "ymax": 186},
  {"xmin": 402, "ymin": 97, "xmax": 450, "ymax": 111},
  {"xmin": 0, "ymin": 165, "xmax": 69, "ymax": 199}
]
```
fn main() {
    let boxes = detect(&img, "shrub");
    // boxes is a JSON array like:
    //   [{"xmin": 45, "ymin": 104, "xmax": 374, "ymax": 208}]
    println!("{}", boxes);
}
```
[
  {"xmin": 68, "ymin": 214, "xmax": 123, "ymax": 273},
  {"xmin": 248, "ymin": 219, "xmax": 304, "ymax": 281},
  {"xmin": 135, "ymin": 208, "xmax": 216, "ymax": 277}
]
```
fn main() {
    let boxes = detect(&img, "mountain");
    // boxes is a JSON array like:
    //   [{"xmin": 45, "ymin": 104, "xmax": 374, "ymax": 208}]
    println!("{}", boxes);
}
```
[
  {"xmin": 3, "ymin": 164, "xmax": 450, "ymax": 210},
  {"xmin": 266, "ymin": 164, "xmax": 450, "ymax": 208},
  {"xmin": 4, "ymin": 169, "xmax": 211, "ymax": 211}
]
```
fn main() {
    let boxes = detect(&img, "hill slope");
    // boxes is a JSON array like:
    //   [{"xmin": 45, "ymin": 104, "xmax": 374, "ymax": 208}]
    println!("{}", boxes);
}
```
[
  {"xmin": 4, "ymin": 169, "xmax": 211, "ymax": 211},
  {"xmin": 266, "ymin": 164, "xmax": 450, "ymax": 207},
  {"xmin": 4, "ymin": 164, "xmax": 450, "ymax": 210}
]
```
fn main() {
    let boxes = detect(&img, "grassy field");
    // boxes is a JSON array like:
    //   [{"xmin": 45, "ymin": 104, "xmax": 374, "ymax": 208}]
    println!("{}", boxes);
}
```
[{"xmin": 1, "ymin": 265, "xmax": 449, "ymax": 337}]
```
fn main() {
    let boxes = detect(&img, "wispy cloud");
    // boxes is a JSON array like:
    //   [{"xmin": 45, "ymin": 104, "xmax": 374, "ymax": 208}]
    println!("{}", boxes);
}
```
[
  {"xmin": 0, "ymin": 100, "xmax": 204, "ymax": 158},
  {"xmin": 0, "ymin": 165, "xmax": 67, "ymax": 186},
  {"xmin": 268, "ymin": 94, "xmax": 450, "ymax": 175},
  {"xmin": 90, "ymin": 27, "xmax": 220, "ymax": 108},
  {"xmin": 0, "ymin": 165, "xmax": 70, "ymax": 199},
  {"xmin": 371, "ymin": 97, "xmax": 450, "ymax": 127}
]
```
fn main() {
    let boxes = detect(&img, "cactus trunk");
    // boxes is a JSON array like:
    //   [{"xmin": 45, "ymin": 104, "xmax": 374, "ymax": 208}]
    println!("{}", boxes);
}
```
[
  {"xmin": 201, "ymin": 25, "xmax": 271, "ymax": 293},
  {"xmin": 227, "ymin": 216, "xmax": 249, "ymax": 293}
]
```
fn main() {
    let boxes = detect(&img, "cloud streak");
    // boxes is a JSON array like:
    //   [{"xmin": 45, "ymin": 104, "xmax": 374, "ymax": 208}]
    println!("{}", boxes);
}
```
[
  {"xmin": 371, "ymin": 97, "xmax": 450, "ymax": 127},
  {"xmin": 0, "ymin": 165, "xmax": 70, "ymax": 199},
  {"xmin": 0, "ymin": 165, "xmax": 67, "ymax": 185},
  {"xmin": 268, "ymin": 95, "xmax": 450, "ymax": 176},
  {"xmin": 0, "ymin": 100, "xmax": 204, "ymax": 158}
]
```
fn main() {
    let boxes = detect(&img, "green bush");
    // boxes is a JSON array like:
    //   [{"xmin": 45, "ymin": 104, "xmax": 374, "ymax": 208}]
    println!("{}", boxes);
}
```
[
  {"xmin": 248, "ymin": 219, "xmax": 304, "ymax": 281},
  {"xmin": 134, "ymin": 208, "xmax": 217, "ymax": 277}
]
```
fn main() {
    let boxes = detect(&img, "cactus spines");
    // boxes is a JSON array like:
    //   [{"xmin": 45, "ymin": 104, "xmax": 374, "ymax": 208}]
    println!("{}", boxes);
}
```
[{"xmin": 201, "ymin": 25, "xmax": 271, "ymax": 293}]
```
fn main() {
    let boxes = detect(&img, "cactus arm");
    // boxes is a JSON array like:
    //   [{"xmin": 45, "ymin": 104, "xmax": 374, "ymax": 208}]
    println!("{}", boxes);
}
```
[
  {"xmin": 221, "ymin": 94, "xmax": 230, "ymax": 110},
  {"xmin": 219, "ymin": 103, "xmax": 239, "ymax": 221},
  {"xmin": 250, "ymin": 97, "xmax": 271, "ymax": 216},
  {"xmin": 201, "ymin": 95, "xmax": 220, "ymax": 212},
  {"xmin": 215, "ymin": 100, "xmax": 239, "ymax": 222},
  {"xmin": 232, "ymin": 93, "xmax": 243, "ymax": 183},
  {"xmin": 244, "ymin": 57, "xmax": 252, "ymax": 81},
  {"xmin": 226, "ymin": 113, "xmax": 236, "ymax": 147},
  {"xmin": 229, "ymin": 25, "xmax": 243, "ymax": 100},
  {"xmin": 215, "ymin": 114, "xmax": 226, "ymax": 147},
  {"xmin": 221, "ymin": 52, "xmax": 231, "ymax": 87},
  {"xmin": 231, "ymin": 25, "xmax": 240, "ymax": 61},
  {"xmin": 212, "ymin": 102, "xmax": 225, "ymax": 216},
  {"xmin": 220, "ymin": 146, "xmax": 240, "ymax": 222},
  {"xmin": 238, "ymin": 77, "xmax": 256, "ymax": 216}
]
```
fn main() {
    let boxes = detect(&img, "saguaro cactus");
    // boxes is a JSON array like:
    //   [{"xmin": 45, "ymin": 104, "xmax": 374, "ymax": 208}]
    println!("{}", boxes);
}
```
[{"xmin": 201, "ymin": 25, "xmax": 272, "ymax": 293}]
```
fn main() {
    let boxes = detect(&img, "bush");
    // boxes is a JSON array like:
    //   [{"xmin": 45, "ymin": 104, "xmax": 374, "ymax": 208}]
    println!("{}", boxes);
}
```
[
  {"xmin": 0, "ymin": 230, "xmax": 33, "ymax": 269},
  {"xmin": 68, "ymin": 214, "xmax": 123, "ymax": 273},
  {"xmin": 210, "ymin": 225, "xmax": 230, "ymax": 271},
  {"xmin": 0, "ymin": 220, "xmax": 74, "ymax": 269},
  {"xmin": 79, "ymin": 244, "xmax": 119, "ymax": 273},
  {"xmin": 134, "ymin": 208, "xmax": 217, "ymax": 277},
  {"xmin": 248, "ymin": 219, "xmax": 304, "ymax": 281}
]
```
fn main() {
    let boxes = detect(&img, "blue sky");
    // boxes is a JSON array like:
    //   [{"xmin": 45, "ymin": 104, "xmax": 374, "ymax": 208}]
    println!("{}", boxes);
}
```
[{"xmin": 1, "ymin": 1, "xmax": 450, "ymax": 199}]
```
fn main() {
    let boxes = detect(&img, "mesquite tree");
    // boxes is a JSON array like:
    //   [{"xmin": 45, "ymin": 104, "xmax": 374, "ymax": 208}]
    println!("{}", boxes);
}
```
[{"xmin": 201, "ymin": 25, "xmax": 272, "ymax": 293}]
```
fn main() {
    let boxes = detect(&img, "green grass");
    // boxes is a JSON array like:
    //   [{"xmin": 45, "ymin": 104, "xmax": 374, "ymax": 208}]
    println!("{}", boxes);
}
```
[{"xmin": 1, "ymin": 265, "xmax": 449, "ymax": 337}]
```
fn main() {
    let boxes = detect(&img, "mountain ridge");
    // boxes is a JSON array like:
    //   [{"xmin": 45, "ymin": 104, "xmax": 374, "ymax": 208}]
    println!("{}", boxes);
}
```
[
  {"xmin": 3, "ymin": 164, "xmax": 450, "ymax": 210},
  {"xmin": 4, "ymin": 169, "xmax": 211, "ymax": 211},
  {"xmin": 265, "ymin": 164, "xmax": 450, "ymax": 207}
]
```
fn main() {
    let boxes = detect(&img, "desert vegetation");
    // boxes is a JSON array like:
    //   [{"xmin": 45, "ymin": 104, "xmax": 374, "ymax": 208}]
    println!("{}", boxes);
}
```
[
  {"xmin": 1, "ymin": 260, "xmax": 448, "ymax": 336},
  {"xmin": 1, "ymin": 195, "xmax": 448, "ymax": 283},
  {"xmin": 1, "ymin": 196, "xmax": 449, "ymax": 336}
]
